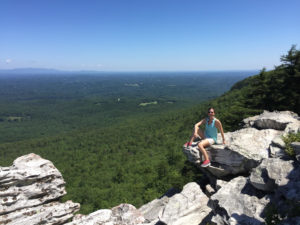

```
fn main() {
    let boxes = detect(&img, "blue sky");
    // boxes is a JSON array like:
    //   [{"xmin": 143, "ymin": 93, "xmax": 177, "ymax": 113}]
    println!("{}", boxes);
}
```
[{"xmin": 1, "ymin": 0, "xmax": 300, "ymax": 71}]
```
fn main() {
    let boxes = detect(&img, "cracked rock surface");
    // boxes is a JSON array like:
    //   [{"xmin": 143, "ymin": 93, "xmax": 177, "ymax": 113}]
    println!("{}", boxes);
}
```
[
  {"xmin": 0, "ymin": 153, "xmax": 79, "ymax": 225},
  {"xmin": 66, "ymin": 203, "xmax": 145, "ymax": 225},
  {"xmin": 139, "ymin": 182, "xmax": 211, "ymax": 225},
  {"xmin": 211, "ymin": 176, "xmax": 270, "ymax": 225}
]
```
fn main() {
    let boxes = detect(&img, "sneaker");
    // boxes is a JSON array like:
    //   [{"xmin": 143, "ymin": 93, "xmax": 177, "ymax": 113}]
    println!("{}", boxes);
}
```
[
  {"xmin": 201, "ymin": 160, "xmax": 211, "ymax": 167},
  {"xmin": 184, "ymin": 142, "xmax": 192, "ymax": 148}
]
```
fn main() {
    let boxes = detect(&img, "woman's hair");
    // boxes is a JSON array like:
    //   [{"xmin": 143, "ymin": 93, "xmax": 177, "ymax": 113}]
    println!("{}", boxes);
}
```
[{"xmin": 208, "ymin": 107, "xmax": 215, "ymax": 113}]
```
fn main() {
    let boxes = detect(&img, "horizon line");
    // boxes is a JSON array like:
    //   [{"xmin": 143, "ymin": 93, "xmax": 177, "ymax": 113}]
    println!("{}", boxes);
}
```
[{"xmin": 0, "ymin": 67, "xmax": 261, "ymax": 73}]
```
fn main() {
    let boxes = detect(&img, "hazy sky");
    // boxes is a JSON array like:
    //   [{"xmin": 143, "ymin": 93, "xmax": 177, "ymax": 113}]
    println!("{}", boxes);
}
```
[{"xmin": 1, "ymin": 0, "xmax": 300, "ymax": 71}]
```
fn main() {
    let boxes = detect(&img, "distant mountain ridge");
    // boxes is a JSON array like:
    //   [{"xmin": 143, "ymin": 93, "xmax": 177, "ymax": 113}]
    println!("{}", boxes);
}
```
[
  {"xmin": 0, "ymin": 67, "xmax": 259, "ymax": 76},
  {"xmin": 0, "ymin": 68, "xmax": 65, "ymax": 74},
  {"xmin": 0, "ymin": 68, "xmax": 109, "ymax": 75}
]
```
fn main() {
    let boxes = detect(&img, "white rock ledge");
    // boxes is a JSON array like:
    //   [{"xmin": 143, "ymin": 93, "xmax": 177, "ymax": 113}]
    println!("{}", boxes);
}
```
[
  {"xmin": 183, "ymin": 110, "xmax": 300, "ymax": 178},
  {"xmin": 0, "ymin": 153, "xmax": 79, "ymax": 225}
]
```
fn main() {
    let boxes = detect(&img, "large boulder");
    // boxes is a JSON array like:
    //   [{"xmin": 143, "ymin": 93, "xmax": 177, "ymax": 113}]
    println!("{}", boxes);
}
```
[
  {"xmin": 183, "ymin": 128, "xmax": 282, "ymax": 177},
  {"xmin": 0, "ymin": 153, "xmax": 79, "ymax": 224},
  {"xmin": 210, "ymin": 176, "xmax": 270, "ymax": 225},
  {"xmin": 249, "ymin": 158, "xmax": 300, "ymax": 224},
  {"xmin": 139, "ymin": 182, "xmax": 211, "ymax": 225},
  {"xmin": 269, "ymin": 136, "xmax": 286, "ymax": 158},
  {"xmin": 276, "ymin": 165, "xmax": 300, "ymax": 202},
  {"xmin": 243, "ymin": 110, "xmax": 300, "ymax": 133},
  {"xmin": 250, "ymin": 158, "xmax": 294, "ymax": 192},
  {"xmin": 138, "ymin": 196, "xmax": 169, "ymax": 224},
  {"xmin": 250, "ymin": 158, "xmax": 295, "ymax": 191}
]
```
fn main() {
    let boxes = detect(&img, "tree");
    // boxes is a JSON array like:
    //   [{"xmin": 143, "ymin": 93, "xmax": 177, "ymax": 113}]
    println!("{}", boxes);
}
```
[{"xmin": 280, "ymin": 45, "xmax": 300, "ymax": 72}]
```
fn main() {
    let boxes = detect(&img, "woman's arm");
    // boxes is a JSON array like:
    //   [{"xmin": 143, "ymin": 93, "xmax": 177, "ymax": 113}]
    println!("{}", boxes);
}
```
[
  {"xmin": 215, "ymin": 119, "xmax": 226, "ymax": 144},
  {"xmin": 194, "ymin": 119, "xmax": 205, "ymax": 135}
]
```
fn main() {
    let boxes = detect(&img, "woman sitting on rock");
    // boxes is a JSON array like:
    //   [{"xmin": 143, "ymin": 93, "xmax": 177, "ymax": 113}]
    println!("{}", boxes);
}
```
[{"xmin": 184, "ymin": 107, "xmax": 226, "ymax": 167}]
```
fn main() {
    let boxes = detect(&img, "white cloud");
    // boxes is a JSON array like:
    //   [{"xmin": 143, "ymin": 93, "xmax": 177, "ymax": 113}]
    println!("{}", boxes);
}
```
[
  {"xmin": 5, "ymin": 59, "xmax": 12, "ymax": 64},
  {"xmin": 96, "ymin": 64, "xmax": 103, "ymax": 67}
]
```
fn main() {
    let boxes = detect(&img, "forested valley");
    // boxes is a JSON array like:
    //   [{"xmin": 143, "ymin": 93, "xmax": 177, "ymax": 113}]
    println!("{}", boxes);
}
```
[{"xmin": 0, "ymin": 46, "xmax": 299, "ymax": 214}]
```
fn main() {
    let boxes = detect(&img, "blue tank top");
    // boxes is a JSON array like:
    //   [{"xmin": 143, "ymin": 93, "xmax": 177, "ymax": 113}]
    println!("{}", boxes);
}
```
[{"xmin": 205, "ymin": 118, "xmax": 218, "ymax": 142}]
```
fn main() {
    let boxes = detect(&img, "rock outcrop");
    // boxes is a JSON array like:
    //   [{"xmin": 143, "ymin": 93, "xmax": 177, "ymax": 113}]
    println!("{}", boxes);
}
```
[
  {"xmin": 243, "ymin": 111, "xmax": 300, "ymax": 134},
  {"xmin": 181, "ymin": 110, "xmax": 300, "ymax": 224},
  {"xmin": 139, "ymin": 182, "xmax": 211, "ymax": 225},
  {"xmin": 250, "ymin": 158, "xmax": 294, "ymax": 192},
  {"xmin": 210, "ymin": 176, "xmax": 270, "ymax": 225},
  {"xmin": 183, "ymin": 110, "xmax": 300, "ymax": 178},
  {"xmin": 1, "ymin": 110, "xmax": 299, "ymax": 225},
  {"xmin": 0, "ymin": 201, "xmax": 79, "ymax": 225},
  {"xmin": 0, "ymin": 153, "xmax": 80, "ymax": 225}
]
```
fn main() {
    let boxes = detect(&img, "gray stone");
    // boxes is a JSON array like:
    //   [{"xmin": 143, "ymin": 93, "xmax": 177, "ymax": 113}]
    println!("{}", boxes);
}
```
[
  {"xmin": 277, "ymin": 166, "xmax": 300, "ymax": 202},
  {"xmin": 211, "ymin": 176, "xmax": 269, "ymax": 224},
  {"xmin": 220, "ymin": 128, "xmax": 281, "ymax": 161},
  {"xmin": 72, "ymin": 210, "xmax": 112, "ymax": 225},
  {"xmin": 182, "ymin": 144, "xmax": 201, "ymax": 163},
  {"xmin": 157, "ymin": 182, "xmax": 211, "ymax": 225},
  {"xmin": 205, "ymin": 184, "xmax": 216, "ymax": 196},
  {"xmin": 284, "ymin": 121, "xmax": 300, "ymax": 136},
  {"xmin": 111, "ymin": 204, "xmax": 145, "ymax": 225},
  {"xmin": 249, "ymin": 157, "xmax": 300, "ymax": 212},
  {"xmin": 0, "ymin": 201, "xmax": 79, "ymax": 225},
  {"xmin": 140, "ymin": 182, "xmax": 211, "ymax": 225},
  {"xmin": 270, "ymin": 136, "xmax": 287, "ymax": 158},
  {"xmin": 215, "ymin": 180, "xmax": 228, "ymax": 191},
  {"xmin": 138, "ymin": 196, "xmax": 169, "ymax": 223},
  {"xmin": 0, "ymin": 153, "xmax": 79, "ymax": 225},
  {"xmin": 211, "ymin": 214, "xmax": 228, "ymax": 225},
  {"xmin": 272, "ymin": 136, "xmax": 286, "ymax": 148},
  {"xmin": 269, "ymin": 145, "xmax": 286, "ymax": 158},
  {"xmin": 0, "ymin": 153, "xmax": 68, "ymax": 214},
  {"xmin": 250, "ymin": 158, "xmax": 294, "ymax": 192},
  {"xmin": 243, "ymin": 110, "xmax": 299, "ymax": 131},
  {"xmin": 67, "ymin": 204, "xmax": 145, "ymax": 225}
]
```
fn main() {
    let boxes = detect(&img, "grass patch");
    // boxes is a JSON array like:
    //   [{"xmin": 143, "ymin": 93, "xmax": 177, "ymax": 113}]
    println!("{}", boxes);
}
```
[{"xmin": 283, "ymin": 132, "xmax": 300, "ymax": 156}]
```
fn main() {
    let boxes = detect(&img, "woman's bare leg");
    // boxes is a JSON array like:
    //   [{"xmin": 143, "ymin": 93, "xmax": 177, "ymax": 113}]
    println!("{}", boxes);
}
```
[{"xmin": 197, "ymin": 139, "xmax": 211, "ymax": 161}]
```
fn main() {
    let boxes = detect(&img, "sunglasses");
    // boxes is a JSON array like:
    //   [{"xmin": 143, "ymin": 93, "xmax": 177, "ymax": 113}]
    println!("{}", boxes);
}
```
[{"xmin": 208, "ymin": 111, "xmax": 214, "ymax": 114}]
